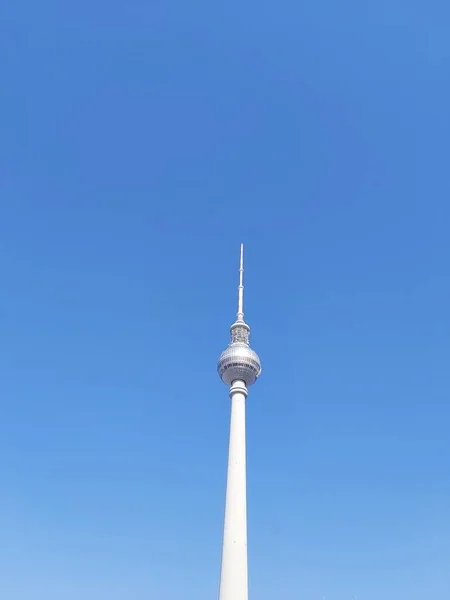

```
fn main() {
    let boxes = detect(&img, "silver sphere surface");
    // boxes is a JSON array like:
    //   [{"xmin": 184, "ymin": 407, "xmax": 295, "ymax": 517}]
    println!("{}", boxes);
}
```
[{"xmin": 218, "ymin": 343, "xmax": 262, "ymax": 387}]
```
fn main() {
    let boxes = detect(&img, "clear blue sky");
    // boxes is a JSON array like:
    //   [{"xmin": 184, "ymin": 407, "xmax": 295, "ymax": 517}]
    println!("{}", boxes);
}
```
[{"xmin": 1, "ymin": 1, "xmax": 449, "ymax": 599}]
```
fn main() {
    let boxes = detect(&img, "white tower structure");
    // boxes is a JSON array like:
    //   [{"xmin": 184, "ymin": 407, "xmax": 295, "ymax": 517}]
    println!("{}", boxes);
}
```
[{"xmin": 217, "ymin": 244, "xmax": 262, "ymax": 600}]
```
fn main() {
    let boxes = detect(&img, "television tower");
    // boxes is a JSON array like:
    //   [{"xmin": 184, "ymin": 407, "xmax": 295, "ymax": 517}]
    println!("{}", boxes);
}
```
[{"xmin": 217, "ymin": 244, "xmax": 262, "ymax": 600}]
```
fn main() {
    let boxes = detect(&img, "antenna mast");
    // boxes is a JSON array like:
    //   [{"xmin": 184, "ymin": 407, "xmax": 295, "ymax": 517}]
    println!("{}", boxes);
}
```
[{"xmin": 237, "ymin": 243, "xmax": 244, "ymax": 322}]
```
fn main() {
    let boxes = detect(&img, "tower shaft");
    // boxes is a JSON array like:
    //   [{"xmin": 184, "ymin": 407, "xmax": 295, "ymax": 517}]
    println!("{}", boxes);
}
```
[{"xmin": 219, "ymin": 379, "xmax": 248, "ymax": 600}]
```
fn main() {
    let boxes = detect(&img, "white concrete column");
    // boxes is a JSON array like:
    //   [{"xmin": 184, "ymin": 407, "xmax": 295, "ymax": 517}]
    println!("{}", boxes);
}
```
[{"xmin": 219, "ymin": 379, "xmax": 248, "ymax": 600}]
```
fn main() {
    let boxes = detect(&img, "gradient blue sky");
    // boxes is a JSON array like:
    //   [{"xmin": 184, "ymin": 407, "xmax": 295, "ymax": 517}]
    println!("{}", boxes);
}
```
[{"xmin": 1, "ymin": 1, "xmax": 449, "ymax": 599}]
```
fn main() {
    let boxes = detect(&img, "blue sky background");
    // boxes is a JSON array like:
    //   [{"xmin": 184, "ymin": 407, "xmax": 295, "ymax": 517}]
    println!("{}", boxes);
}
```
[{"xmin": 1, "ymin": 1, "xmax": 449, "ymax": 599}]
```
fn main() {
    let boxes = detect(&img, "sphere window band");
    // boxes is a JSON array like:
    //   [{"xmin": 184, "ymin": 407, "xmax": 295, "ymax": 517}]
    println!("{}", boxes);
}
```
[{"xmin": 220, "ymin": 362, "xmax": 259, "ymax": 373}]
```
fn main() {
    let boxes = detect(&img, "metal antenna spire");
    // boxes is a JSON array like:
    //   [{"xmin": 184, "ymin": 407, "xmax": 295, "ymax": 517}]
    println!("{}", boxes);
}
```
[{"xmin": 237, "ymin": 243, "xmax": 244, "ymax": 322}]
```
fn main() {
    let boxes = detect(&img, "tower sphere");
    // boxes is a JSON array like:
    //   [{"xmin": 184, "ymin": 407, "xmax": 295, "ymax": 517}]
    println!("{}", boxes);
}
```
[
  {"xmin": 217, "ymin": 342, "xmax": 262, "ymax": 387},
  {"xmin": 218, "ymin": 322, "xmax": 262, "ymax": 387}
]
